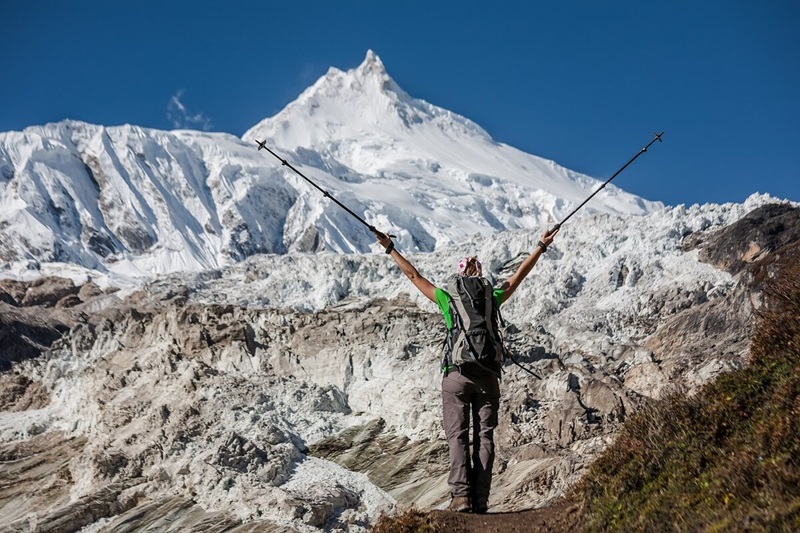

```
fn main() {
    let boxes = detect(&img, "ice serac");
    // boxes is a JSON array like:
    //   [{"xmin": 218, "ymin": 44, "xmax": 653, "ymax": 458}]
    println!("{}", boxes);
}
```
[{"xmin": 1, "ymin": 51, "xmax": 661, "ymax": 279}]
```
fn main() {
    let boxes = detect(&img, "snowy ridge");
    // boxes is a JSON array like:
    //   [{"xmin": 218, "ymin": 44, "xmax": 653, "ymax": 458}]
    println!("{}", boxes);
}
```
[
  {"xmin": 187, "ymin": 193, "xmax": 779, "ymax": 315},
  {"xmin": 0, "ymin": 122, "xmax": 293, "ymax": 278},
  {"xmin": 1, "ymin": 51, "xmax": 660, "ymax": 283}
]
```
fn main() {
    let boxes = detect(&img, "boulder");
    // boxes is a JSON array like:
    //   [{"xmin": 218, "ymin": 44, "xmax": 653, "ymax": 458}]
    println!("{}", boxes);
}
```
[{"xmin": 21, "ymin": 277, "xmax": 79, "ymax": 307}]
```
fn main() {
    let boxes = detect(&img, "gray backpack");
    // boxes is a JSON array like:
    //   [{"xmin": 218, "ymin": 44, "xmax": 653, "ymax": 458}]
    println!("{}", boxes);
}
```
[{"xmin": 443, "ymin": 274, "xmax": 504, "ymax": 375}]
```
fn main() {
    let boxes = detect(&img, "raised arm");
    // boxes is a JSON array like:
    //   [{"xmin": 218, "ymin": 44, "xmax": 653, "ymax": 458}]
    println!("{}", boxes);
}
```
[
  {"xmin": 373, "ymin": 231, "xmax": 437, "ymax": 303},
  {"xmin": 499, "ymin": 228, "xmax": 559, "ymax": 303}
]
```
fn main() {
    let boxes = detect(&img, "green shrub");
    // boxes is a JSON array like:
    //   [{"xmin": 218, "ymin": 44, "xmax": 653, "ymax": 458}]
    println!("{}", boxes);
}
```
[{"xmin": 579, "ymin": 249, "xmax": 800, "ymax": 532}]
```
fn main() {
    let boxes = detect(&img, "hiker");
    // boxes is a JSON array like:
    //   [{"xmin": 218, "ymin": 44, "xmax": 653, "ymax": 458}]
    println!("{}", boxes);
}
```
[{"xmin": 373, "ymin": 228, "xmax": 559, "ymax": 514}]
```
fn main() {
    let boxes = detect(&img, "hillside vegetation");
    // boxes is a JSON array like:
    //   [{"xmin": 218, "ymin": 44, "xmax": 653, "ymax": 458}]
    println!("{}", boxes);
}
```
[{"xmin": 579, "ymin": 243, "xmax": 800, "ymax": 531}]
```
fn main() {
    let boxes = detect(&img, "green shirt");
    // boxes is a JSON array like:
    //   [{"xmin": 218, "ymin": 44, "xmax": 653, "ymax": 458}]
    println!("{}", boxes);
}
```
[{"xmin": 434, "ymin": 286, "xmax": 505, "ymax": 330}]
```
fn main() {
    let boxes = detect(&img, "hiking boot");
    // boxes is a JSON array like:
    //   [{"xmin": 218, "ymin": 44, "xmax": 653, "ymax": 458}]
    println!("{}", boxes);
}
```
[
  {"xmin": 473, "ymin": 497, "xmax": 488, "ymax": 514},
  {"xmin": 448, "ymin": 496, "xmax": 471, "ymax": 512}
]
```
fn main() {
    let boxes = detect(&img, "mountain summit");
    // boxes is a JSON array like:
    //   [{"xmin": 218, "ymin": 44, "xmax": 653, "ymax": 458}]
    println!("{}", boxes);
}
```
[
  {"xmin": 0, "ymin": 51, "xmax": 661, "ymax": 280},
  {"xmin": 245, "ymin": 50, "xmax": 488, "ymax": 149}
]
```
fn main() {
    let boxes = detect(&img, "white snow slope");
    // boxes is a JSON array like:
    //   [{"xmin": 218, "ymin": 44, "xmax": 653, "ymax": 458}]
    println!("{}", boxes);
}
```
[{"xmin": 0, "ymin": 51, "xmax": 660, "ymax": 283}]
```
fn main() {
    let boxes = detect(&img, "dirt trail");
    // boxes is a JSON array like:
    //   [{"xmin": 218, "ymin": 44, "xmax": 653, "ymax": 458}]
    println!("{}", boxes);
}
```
[{"xmin": 428, "ymin": 501, "xmax": 584, "ymax": 533}]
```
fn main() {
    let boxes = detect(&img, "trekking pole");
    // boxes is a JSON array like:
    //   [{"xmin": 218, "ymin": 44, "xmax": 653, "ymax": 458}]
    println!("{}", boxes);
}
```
[
  {"xmin": 255, "ymin": 140, "xmax": 396, "ymax": 238},
  {"xmin": 508, "ymin": 352, "xmax": 542, "ymax": 380},
  {"xmin": 499, "ymin": 316, "xmax": 543, "ymax": 379},
  {"xmin": 545, "ymin": 131, "xmax": 664, "ymax": 237}
]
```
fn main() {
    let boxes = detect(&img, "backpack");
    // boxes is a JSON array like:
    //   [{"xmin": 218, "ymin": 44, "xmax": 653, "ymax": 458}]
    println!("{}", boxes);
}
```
[{"xmin": 443, "ymin": 274, "xmax": 505, "ymax": 376}]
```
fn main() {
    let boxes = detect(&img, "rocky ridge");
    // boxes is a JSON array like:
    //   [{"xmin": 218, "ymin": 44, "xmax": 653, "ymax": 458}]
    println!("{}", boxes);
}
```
[{"xmin": 0, "ymin": 200, "xmax": 798, "ymax": 531}]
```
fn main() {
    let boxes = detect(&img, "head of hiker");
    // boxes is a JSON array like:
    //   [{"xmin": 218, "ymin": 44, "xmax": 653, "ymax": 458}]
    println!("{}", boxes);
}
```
[{"xmin": 458, "ymin": 256, "xmax": 482, "ymax": 277}]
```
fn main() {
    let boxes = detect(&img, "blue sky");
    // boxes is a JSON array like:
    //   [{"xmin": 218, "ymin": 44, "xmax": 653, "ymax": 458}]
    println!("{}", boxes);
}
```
[{"xmin": 3, "ymin": 1, "xmax": 798, "ymax": 207}]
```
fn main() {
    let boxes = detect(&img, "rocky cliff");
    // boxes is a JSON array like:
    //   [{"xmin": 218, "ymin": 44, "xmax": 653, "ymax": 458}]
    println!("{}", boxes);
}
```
[{"xmin": 0, "ymin": 201, "xmax": 798, "ymax": 532}]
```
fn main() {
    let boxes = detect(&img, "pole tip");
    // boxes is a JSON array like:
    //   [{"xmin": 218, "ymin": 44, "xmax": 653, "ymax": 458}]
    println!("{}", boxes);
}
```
[{"xmin": 654, "ymin": 131, "xmax": 665, "ymax": 142}]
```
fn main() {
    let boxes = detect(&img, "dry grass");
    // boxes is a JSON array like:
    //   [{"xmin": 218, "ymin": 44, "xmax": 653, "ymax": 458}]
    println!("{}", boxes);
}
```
[
  {"xmin": 577, "ymin": 248, "xmax": 800, "ymax": 532},
  {"xmin": 371, "ymin": 508, "xmax": 442, "ymax": 533}
]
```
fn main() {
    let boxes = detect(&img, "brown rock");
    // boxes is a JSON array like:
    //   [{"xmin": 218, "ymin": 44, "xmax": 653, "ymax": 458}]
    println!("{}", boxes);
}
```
[
  {"xmin": 0, "ymin": 302, "xmax": 77, "ymax": 369},
  {"xmin": 697, "ymin": 203, "xmax": 800, "ymax": 274},
  {"xmin": 78, "ymin": 281, "xmax": 105, "ymax": 302},
  {"xmin": 56, "ymin": 294, "xmax": 83, "ymax": 308},
  {"xmin": 0, "ymin": 279, "xmax": 27, "ymax": 306},
  {"xmin": 0, "ymin": 374, "xmax": 50, "ymax": 411},
  {"xmin": 21, "ymin": 277, "xmax": 79, "ymax": 307}
]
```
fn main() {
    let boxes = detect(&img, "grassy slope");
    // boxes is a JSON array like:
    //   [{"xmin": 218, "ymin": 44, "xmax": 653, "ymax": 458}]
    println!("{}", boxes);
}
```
[{"xmin": 579, "ymin": 244, "xmax": 800, "ymax": 532}]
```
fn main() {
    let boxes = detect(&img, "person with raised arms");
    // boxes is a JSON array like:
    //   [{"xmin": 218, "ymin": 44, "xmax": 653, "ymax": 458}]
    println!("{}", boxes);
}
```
[{"xmin": 373, "ymin": 227, "xmax": 558, "ymax": 514}]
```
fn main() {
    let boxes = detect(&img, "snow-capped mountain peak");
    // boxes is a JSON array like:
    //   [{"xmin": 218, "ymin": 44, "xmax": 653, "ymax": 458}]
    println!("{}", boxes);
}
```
[
  {"xmin": 1, "ymin": 51, "xmax": 661, "ymax": 282},
  {"xmin": 247, "ymin": 50, "xmax": 442, "ymax": 151},
  {"xmin": 360, "ymin": 49, "xmax": 385, "ymax": 72}
]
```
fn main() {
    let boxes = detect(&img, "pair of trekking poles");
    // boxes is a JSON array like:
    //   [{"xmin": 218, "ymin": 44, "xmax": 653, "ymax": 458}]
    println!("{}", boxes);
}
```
[{"xmin": 255, "ymin": 132, "xmax": 665, "ymax": 379}]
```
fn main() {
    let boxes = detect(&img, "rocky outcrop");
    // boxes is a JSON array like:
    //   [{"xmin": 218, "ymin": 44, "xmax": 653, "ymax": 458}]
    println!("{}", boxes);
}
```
[
  {"xmin": 0, "ymin": 303, "xmax": 78, "ymax": 370},
  {"xmin": 0, "ymin": 277, "xmax": 115, "ymax": 370},
  {"xmin": 688, "ymin": 203, "xmax": 800, "ymax": 274},
  {"xmin": 0, "ymin": 279, "xmax": 26, "ymax": 306},
  {"xmin": 0, "ymin": 374, "xmax": 49, "ymax": 411},
  {"xmin": 1, "ymin": 203, "xmax": 798, "ymax": 531},
  {"xmin": 310, "ymin": 418, "xmax": 450, "ymax": 504},
  {"xmin": 19, "ymin": 277, "xmax": 79, "ymax": 308},
  {"xmin": 646, "ymin": 203, "xmax": 800, "ymax": 394},
  {"xmin": 0, "ymin": 432, "xmax": 88, "ymax": 529}
]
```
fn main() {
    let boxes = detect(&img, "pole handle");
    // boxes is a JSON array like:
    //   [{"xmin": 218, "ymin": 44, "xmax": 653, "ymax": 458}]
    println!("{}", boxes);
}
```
[{"xmin": 369, "ymin": 226, "xmax": 397, "ymax": 239}]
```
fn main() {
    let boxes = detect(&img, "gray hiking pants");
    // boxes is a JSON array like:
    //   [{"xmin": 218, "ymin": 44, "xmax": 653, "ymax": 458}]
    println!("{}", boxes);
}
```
[{"xmin": 441, "ymin": 366, "xmax": 500, "ymax": 500}]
